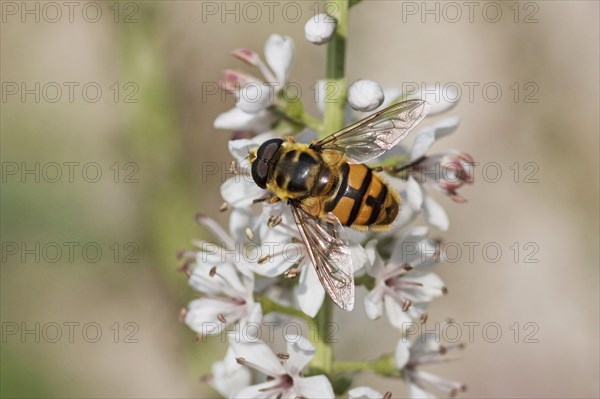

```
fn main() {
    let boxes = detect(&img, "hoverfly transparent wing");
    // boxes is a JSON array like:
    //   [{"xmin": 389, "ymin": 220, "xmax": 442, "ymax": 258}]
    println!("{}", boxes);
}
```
[
  {"xmin": 311, "ymin": 100, "xmax": 431, "ymax": 163},
  {"xmin": 290, "ymin": 203, "xmax": 355, "ymax": 311}
]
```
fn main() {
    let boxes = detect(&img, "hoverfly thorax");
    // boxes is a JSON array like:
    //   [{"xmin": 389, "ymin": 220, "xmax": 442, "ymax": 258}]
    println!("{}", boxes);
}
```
[{"xmin": 272, "ymin": 145, "xmax": 323, "ymax": 199}]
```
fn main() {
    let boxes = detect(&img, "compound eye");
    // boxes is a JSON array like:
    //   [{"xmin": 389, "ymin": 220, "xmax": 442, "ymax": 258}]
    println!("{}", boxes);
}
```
[
  {"xmin": 251, "ymin": 159, "xmax": 269, "ymax": 189},
  {"xmin": 251, "ymin": 138, "xmax": 283, "ymax": 189},
  {"xmin": 256, "ymin": 138, "xmax": 283, "ymax": 161}
]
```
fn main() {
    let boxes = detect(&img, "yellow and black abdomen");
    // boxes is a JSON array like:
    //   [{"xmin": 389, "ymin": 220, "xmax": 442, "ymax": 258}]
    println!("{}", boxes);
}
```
[{"xmin": 324, "ymin": 163, "xmax": 400, "ymax": 230}]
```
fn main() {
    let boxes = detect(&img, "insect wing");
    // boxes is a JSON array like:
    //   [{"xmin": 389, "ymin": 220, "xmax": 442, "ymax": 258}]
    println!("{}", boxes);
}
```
[
  {"xmin": 290, "ymin": 205, "xmax": 355, "ymax": 311},
  {"xmin": 312, "ymin": 100, "xmax": 431, "ymax": 163}
]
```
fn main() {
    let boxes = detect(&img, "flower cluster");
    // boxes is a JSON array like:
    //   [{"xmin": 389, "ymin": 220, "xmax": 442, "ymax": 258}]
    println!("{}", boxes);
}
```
[{"xmin": 181, "ymin": 4, "xmax": 473, "ymax": 398}]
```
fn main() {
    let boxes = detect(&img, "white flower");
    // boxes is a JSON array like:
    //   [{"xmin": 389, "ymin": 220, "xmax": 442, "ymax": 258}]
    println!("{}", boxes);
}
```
[
  {"xmin": 236, "ymin": 82, "xmax": 276, "ymax": 114},
  {"xmin": 348, "ymin": 79, "xmax": 385, "ymax": 112},
  {"xmin": 182, "ymin": 215, "xmax": 261, "ymax": 336},
  {"xmin": 410, "ymin": 150, "xmax": 475, "ymax": 203},
  {"xmin": 237, "ymin": 204, "xmax": 366, "ymax": 317},
  {"xmin": 304, "ymin": 13, "xmax": 337, "ymax": 45},
  {"xmin": 183, "ymin": 262, "xmax": 261, "ymax": 336},
  {"xmin": 205, "ymin": 347, "xmax": 251, "ymax": 398},
  {"xmin": 220, "ymin": 133, "xmax": 274, "ymax": 210},
  {"xmin": 215, "ymin": 35, "xmax": 295, "ymax": 133},
  {"xmin": 263, "ymin": 35, "xmax": 295, "ymax": 87},
  {"xmin": 369, "ymin": 115, "xmax": 464, "ymax": 231},
  {"xmin": 396, "ymin": 328, "xmax": 466, "ymax": 398},
  {"xmin": 214, "ymin": 107, "xmax": 276, "ymax": 133},
  {"xmin": 402, "ymin": 116, "xmax": 474, "ymax": 230},
  {"xmin": 363, "ymin": 227, "xmax": 445, "ymax": 331},
  {"xmin": 231, "ymin": 334, "xmax": 335, "ymax": 399}
]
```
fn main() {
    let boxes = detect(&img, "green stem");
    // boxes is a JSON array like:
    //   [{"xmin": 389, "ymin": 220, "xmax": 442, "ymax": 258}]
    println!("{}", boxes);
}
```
[
  {"xmin": 307, "ymin": 0, "xmax": 350, "ymax": 376},
  {"xmin": 334, "ymin": 354, "xmax": 401, "ymax": 377},
  {"xmin": 256, "ymin": 294, "xmax": 314, "ymax": 326},
  {"xmin": 298, "ymin": 111, "xmax": 325, "ymax": 134},
  {"xmin": 353, "ymin": 274, "xmax": 375, "ymax": 290},
  {"xmin": 322, "ymin": 0, "xmax": 349, "ymax": 139},
  {"xmin": 280, "ymin": 109, "xmax": 323, "ymax": 135}
]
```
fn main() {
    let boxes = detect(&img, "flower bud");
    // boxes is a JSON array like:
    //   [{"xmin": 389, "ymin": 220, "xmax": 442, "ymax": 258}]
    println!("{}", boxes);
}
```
[
  {"xmin": 304, "ymin": 13, "xmax": 336, "ymax": 45},
  {"xmin": 236, "ymin": 82, "xmax": 273, "ymax": 114},
  {"xmin": 219, "ymin": 69, "xmax": 256, "ymax": 93},
  {"xmin": 231, "ymin": 48, "xmax": 260, "ymax": 66},
  {"xmin": 348, "ymin": 79, "xmax": 384, "ymax": 112},
  {"xmin": 412, "ymin": 151, "xmax": 475, "ymax": 202}
]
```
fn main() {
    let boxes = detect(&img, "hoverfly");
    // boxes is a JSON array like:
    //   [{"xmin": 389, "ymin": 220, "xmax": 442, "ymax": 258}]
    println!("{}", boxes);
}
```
[{"xmin": 248, "ymin": 100, "xmax": 431, "ymax": 311}]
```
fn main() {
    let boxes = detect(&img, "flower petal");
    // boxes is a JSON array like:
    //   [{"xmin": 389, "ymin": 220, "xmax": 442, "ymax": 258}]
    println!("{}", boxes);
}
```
[
  {"xmin": 247, "ymin": 303, "xmax": 263, "ymax": 326},
  {"xmin": 294, "ymin": 375, "xmax": 335, "ymax": 399},
  {"xmin": 406, "ymin": 176, "xmax": 424, "ymax": 209},
  {"xmin": 228, "ymin": 138, "xmax": 256, "ymax": 162},
  {"xmin": 395, "ymin": 339, "xmax": 411, "ymax": 369},
  {"xmin": 411, "ymin": 129, "xmax": 435, "ymax": 160},
  {"xmin": 264, "ymin": 34, "xmax": 294, "ymax": 86},
  {"xmin": 237, "ymin": 83, "xmax": 274, "ymax": 114},
  {"xmin": 422, "ymin": 194, "xmax": 449, "ymax": 231},
  {"xmin": 390, "ymin": 226, "xmax": 429, "ymax": 266},
  {"xmin": 229, "ymin": 207, "xmax": 255, "ymax": 243},
  {"xmin": 410, "ymin": 85, "xmax": 459, "ymax": 115},
  {"xmin": 349, "ymin": 239, "xmax": 368, "ymax": 273},
  {"xmin": 410, "ymin": 117, "xmax": 461, "ymax": 159},
  {"xmin": 383, "ymin": 294, "xmax": 413, "ymax": 330},
  {"xmin": 401, "ymin": 272, "xmax": 445, "ymax": 302},
  {"xmin": 364, "ymin": 287, "xmax": 384, "ymax": 320},
  {"xmin": 348, "ymin": 386, "xmax": 384, "ymax": 399},
  {"xmin": 234, "ymin": 381, "xmax": 280, "ymax": 399},
  {"xmin": 229, "ymin": 338, "xmax": 286, "ymax": 377},
  {"xmin": 210, "ymin": 348, "xmax": 252, "ymax": 398},
  {"xmin": 214, "ymin": 107, "xmax": 274, "ymax": 133},
  {"xmin": 285, "ymin": 334, "xmax": 315, "ymax": 374},
  {"xmin": 221, "ymin": 179, "xmax": 265, "ymax": 208},
  {"xmin": 408, "ymin": 382, "xmax": 437, "ymax": 399},
  {"xmin": 297, "ymin": 263, "xmax": 325, "ymax": 317},
  {"xmin": 430, "ymin": 116, "xmax": 461, "ymax": 140},
  {"xmin": 185, "ymin": 298, "xmax": 234, "ymax": 334}
]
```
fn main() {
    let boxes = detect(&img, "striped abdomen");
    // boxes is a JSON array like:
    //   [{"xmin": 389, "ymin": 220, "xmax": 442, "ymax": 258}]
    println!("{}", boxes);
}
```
[{"xmin": 323, "ymin": 163, "xmax": 400, "ymax": 229}]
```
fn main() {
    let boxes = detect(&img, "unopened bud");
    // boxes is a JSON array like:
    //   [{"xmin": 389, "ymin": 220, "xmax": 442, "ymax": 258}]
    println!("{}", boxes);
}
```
[
  {"xmin": 348, "ymin": 79, "xmax": 384, "ymax": 112},
  {"xmin": 304, "ymin": 13, "xmax": 336, "ymax": 45}
]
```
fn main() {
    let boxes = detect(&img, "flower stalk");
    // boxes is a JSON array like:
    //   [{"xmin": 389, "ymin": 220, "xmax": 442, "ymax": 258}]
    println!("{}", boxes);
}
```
[
  {"xmin": 334, "ymin": 354, "xmax": 401, "ymax": 377},
  {"xmin": 256, "ymin": 294, "xmax": 314, "ymax": 326},
  {"xmin": 323, "ymin": 0, "xmax": 349, "ymax": 138},
  {"xmin": 307, "ymin": 0, "xmax": 349, "ymax": 377}
]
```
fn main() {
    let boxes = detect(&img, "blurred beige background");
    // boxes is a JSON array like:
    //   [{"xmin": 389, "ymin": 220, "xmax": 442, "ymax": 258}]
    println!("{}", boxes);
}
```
[{"xmin": 1, "ymin": 1, "xmax": 598, "ymax": 398}]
